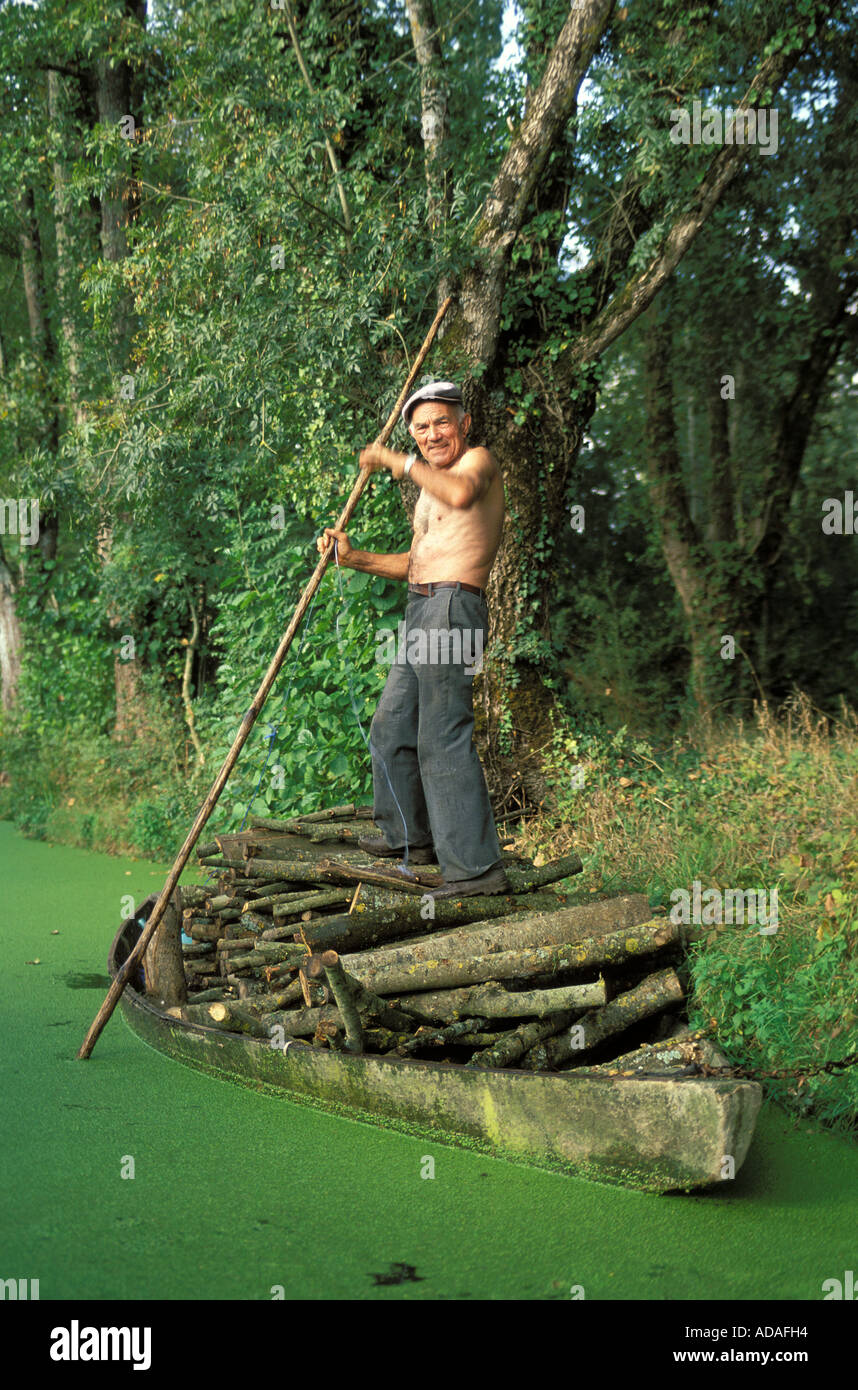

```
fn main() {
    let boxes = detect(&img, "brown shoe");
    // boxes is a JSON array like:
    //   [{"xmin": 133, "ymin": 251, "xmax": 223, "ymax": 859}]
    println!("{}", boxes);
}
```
[
  {"xmin": 429, "ymin": 864, "xmax": 511, "ymax": 899},
  {"xmin": 357, "ymin": 837, "xmax": 436, "ymax": 865}
]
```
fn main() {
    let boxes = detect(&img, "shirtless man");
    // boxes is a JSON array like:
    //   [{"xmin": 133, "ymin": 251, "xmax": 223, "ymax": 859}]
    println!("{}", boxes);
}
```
[{"xmin": 316, "ymin": 381, "xmax": 508, "ymax": 897}]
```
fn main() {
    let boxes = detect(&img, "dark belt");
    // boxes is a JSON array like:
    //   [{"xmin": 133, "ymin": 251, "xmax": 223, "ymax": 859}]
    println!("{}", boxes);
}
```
[{"xmin": 408, "ymin": 581, "xmax": 486, "ymax": 600}]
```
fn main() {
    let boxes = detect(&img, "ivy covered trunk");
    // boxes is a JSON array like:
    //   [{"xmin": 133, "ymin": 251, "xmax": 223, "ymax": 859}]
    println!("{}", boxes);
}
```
[{"xmin": 465, "ymin": 378, "xmax": 596, "ymax": 806}]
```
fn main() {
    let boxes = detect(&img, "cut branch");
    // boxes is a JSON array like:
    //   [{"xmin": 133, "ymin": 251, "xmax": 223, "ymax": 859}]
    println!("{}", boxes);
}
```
[
  {"xmin": 521, "ymin": 967, "xmax": 685, "ymax": 1069},
  {"xmin": 343, "ymin": 918, "xmax": 681, "ymax": 996}
]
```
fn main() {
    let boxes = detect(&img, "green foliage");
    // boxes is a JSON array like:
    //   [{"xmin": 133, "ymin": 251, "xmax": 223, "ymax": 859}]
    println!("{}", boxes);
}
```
[
  {"xmin": 186, "ymin": 496, "xmax": 408, "ymax": 824},
  {"xmin": 126, "ymin": 794, "xmax": 184, "ymax": 860},
  {"xmin": 688, "ymin": 928, "xmax": 858, "ymax": 1134},
  {"xmin": 11, "ymin": 549, "xmax": 114, "ymax": 741},
  {"xmin": 531, "ymin": 694, "xmax": 858, "ymax": 1133},
  {"xmin": 0, "ymin": 0, "xmax": 855, "ymax": 873}
]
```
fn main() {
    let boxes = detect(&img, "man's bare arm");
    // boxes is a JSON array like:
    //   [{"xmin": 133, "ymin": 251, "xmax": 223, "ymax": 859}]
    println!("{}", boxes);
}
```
[
  {"xmin": 317, "ymin": 527, "xmax": 410, "ymax": 579},
  {"xmin": 344, "ymin": 549, "xmax": 410, "ymax": 579},
  {"xmin": 359, "ymin": 443, "xmax": 495, "ymax": 509},
  {"xmin": 407, "ymin": 448, "xmax": 494, "ymax": 509}
]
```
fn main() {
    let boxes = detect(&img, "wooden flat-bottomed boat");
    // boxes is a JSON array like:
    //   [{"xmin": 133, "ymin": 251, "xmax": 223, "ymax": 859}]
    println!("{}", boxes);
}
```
[{"xmin": 109, "ymin": 893, "xmax": 762, "ymax": 1194}]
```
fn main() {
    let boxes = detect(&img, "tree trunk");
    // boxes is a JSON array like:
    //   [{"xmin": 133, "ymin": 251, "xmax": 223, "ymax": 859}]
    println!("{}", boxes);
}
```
[
  {"xmin": 47, "ymin": 68, "xmax": 87, "ymax": 419},
  {"xmin": 405, "ymin": 0, "xmax": 453, "ymax": 307},
  {"xmin": 350, "ymin": 5, "xmax": 819, "ymax": 784},
  {"xmin": 94, "ymin": 2, "xmax": 149, "ymax": 742},
  {"xmin": 429, "ymin": 7, "xmax": 807, "ymax": 775},
  {"xmin": 643, "ymin": 302, "xmax": 728, "ymax": 717},
  {"xmin": 0, "ymin": 540, "xmax": 22, "ymax": 711},
  {"xmin": 19, "ymin": 188, "xmax": 51, "ymax": 360}
]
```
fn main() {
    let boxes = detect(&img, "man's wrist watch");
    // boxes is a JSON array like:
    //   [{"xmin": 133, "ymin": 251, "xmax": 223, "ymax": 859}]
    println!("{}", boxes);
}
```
[{"xmin": 403, "ymin": 453, "xmax": 417, "ymax": 476}]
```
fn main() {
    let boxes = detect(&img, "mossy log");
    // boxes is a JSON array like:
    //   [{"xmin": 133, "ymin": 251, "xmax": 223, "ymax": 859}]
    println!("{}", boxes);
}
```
[
  {"xmin": 394, "ymin": 1016, "xmax": 493, "ymax": 1055},
  {"xmin": 187, "ymin": 919, "xmax": 224, "ymax": 943},
  {"xmin": 502, "ymin": 854, "xmax": 583, "ymax": 891},
  {"xmin": 262, "ymin": 1004, "xmax": 341, "ymax": 1037},
  {"xmin": 179, "ymin": 1000, "xmax": 270, "ymax": 1036},
  {"xmin": 221, "ymin": 953, "xmax": 290, "ymax": 972},
  {"xmin": 198, "ymin": 852, "xmax": 581, "ymax": 904},
  {"xmin": 248, "ymin": 888, "xmax": 351, "ymax": 915},
  {"xmin": 345, "ymin": 894, "xmax": 651, "ymax": 974},
  {"xmin": 196, "ymin": 857, "xmax": 310, "ymax": 883},
  {"xmin": 242, "ymin": 880, "xmax": 306, "ymax": 901},
  {"xmin": 183, "ymin": 985, "xmax": 231, "ymax": 1005},
  {"xmin": 301, "ymin": 954, "xmax": 427, "ymax": 1030},
  {"xmin": 143, "ymin": 885, "xmax": 188, "ymax": 1009},
  {"xmin": 182, "ymin": 941, "xmax": 214, "ymax": 957},
  {"xmin": 216, "ymin": 936, "xmax": 257, "ymax": 954},
  {"xmin": 363, "ymin": 1027, "xmax": 415, "ymax": 1052},
  {"xmin": 179, "ymin": 885, "xmax": 210, "ymax": 907},
  {"xmin": 218, "ymin": 941, "xmax": 310, "ymax": 971},
  {"xmin": 292, "ymin": 890, "xmax": 569, "ymax": 955},
  {"xmin": 196, "ymin": 856, "xmax": 367, "ymax": 884},
  {"xmin": 260, "ymin": 979, "xmax": 425, "ymax": 1039},
  {"xmin": 308, "ymin": 860, "xmax": 441, "ymax": 894},
  {"xmin": 271, "ymin": 822, "xmax": 375, "ymax": 845},
  {"xmin": 521, "ymin": 968, "xmax": 686, "ymax": 1070},
  {"xmin": 354, "ymin": 918, "xmax": 678, "ymax": 996},
  {"xmin": 340, "ymin": 902, "xmax": 663, "ymax": 995},
  {"xmin": 435, "ymin": 1031, "xmax": 496, "ymax": 1047},
  {"xmin": 357, "ymin": 885, "xmax": 567, "ymax": 916},
  {"xmin": 444, "ymin": 893, "xmax": 648, "ymax": 949},
  {"xmin": 250, "ymin": 804, "xmax": 374, "ymax": 829},
  {"xmin": 239, "ymin": 911, "xmax": 270, "ymax": 934},
  {"xmin": 400, "ymin": 978, "xmax": 608, "ymax": 1023},
  {"xmin": 183, "ymin": 959, "xmax": 218, "ymax": 975},
  {"xmin": 317, "ymin": 854, "xmax": 582, "ymax": 897},
  {"xmin": 468, "ymin": 1012, "xmax": 576, "ymax": 1069},
  {"xmin": 241, "ymin": 841, "xmax": 373, "ymax": 868},
  {"xmin": 234, "ymin": 985, "xmax": 297, "ymax": 1013},
  {"xmin": 248, "ymin": 980, "xmax": 329, "ymax": 1012},
  {"xmin": 585, "ymin": 1031, "xmax": 697, "ymax": 1076},
  {"xmin": 314, "ymin": 952, "xmax": 364, "ymax": 1054}
]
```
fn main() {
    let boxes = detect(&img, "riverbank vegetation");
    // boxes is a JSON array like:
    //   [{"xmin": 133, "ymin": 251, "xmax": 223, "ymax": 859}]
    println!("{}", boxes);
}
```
[{"xmin": 1, "ymin": 0, "xmax": 856, "ymax": 1136}]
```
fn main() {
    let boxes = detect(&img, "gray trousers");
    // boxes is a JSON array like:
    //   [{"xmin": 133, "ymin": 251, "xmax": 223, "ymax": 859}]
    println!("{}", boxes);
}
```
[{"xmin": 369, "ymin": 585, "xmax": 502, "ymax": 881}]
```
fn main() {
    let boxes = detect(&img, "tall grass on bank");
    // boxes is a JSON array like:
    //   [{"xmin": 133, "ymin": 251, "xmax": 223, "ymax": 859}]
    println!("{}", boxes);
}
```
[{"xmin": 516, "ymin": 691, "xmax": 858, "ymax": 1136}]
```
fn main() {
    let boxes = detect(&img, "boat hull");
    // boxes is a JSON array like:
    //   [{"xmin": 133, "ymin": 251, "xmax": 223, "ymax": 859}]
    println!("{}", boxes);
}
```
[{"xmin": 109, "ymin": 914, "xmax": 761, "ymax": 1193}]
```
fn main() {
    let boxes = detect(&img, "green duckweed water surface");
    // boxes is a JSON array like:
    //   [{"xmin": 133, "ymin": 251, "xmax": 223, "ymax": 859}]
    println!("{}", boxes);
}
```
[{"xmin": 1, "ymin": 822, "xmax": 855, "ymax": 1301}]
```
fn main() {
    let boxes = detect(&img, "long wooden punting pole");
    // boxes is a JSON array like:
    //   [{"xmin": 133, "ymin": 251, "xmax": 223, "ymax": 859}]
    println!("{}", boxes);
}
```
[{"xmin": 78, "ymin": 295, "xmax": 453, "ymax": 1059}]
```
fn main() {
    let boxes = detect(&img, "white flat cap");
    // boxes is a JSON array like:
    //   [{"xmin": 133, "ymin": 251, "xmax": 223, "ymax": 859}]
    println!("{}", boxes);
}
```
[{"xmin": 401, "ymin": 380, "xmax": 464, "ymax": 425}]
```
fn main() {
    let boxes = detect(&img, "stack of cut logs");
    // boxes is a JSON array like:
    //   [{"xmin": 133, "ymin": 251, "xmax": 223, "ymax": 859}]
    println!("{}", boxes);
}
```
[{"xmin": 160, "ymin": 804, "xmax": 691, "ymax": 1073}]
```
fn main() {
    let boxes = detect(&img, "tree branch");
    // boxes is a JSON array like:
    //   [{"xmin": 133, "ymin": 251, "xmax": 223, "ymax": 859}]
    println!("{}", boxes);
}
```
[
  {"xmin": 459, "ymin": 0, "xmax": 615, "ymax": 366},
  {"xmin": 560, "ymin": 45, "xmax": 807, "ymax": 374}
]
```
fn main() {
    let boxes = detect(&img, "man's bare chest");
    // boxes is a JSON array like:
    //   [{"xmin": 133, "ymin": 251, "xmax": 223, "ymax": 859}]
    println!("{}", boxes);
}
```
[{"xmin": 413, "ymin": 488, "xmax": 453, "ymax": 536}]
